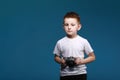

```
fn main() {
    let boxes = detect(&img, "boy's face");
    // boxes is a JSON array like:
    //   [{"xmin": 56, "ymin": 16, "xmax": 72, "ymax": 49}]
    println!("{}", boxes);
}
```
[{"xmin": 63, "ymin": 18, "xmax": 81, "ymax": 38}]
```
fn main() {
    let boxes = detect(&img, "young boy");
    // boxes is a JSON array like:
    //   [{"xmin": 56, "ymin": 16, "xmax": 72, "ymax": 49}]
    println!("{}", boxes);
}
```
[{"xmin": 53, "ymin": 12, "xmax": 95, "ymax": 80}]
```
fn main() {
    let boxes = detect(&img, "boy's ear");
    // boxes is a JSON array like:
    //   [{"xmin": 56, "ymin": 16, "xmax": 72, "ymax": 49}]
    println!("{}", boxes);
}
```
[{"xmin": 77, "ymin": 24, "xmax": 82, "ymax": 31}]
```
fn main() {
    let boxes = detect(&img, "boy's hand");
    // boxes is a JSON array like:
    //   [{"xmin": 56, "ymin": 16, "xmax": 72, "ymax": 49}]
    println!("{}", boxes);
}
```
[
  {"xmin": 61, "ymin": 59, "xmax": 67, "ymax": 69},
  {"xmin": 75, "ymin": 57, "xmax": 84, "ymax": 65},
  {"xmin": 60, "ymin": 58, "xmax": 66, "ymax": 65}
]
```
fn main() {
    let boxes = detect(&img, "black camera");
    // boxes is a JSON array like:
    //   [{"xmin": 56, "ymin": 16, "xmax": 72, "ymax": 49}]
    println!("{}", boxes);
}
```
[{"xmin": 65, "ymin": 57, "xmax": 76, "ymax": 68}]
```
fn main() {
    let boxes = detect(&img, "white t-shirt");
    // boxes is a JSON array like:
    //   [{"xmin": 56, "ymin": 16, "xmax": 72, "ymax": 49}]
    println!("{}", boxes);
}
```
[{"xmin": 53, "ymin": 35, "xmax": 94, "ymax": 76}]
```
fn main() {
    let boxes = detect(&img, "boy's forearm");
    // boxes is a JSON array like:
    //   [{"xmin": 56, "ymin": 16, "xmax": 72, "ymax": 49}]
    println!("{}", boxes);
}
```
[
  {"xmin": 80, "ymin": 52, "xmax": 95, "ymax": 64},
  {"xmin": 83, "ymin": 56, "xmax": 95, "ymax": 64},
  {"xmin": 54, "ymin": 56, "xmax": 62, "ymax": 64}
]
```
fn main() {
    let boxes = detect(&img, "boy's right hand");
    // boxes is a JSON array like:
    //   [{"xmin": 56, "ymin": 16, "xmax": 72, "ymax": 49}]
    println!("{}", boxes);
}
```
[
  {"xmin": 60, "ymin": 58, "xmax": 66, "ymax": 65},
  {"xmin": 61, "ymin": 59, "xmax": 67, "ymax": 69}
]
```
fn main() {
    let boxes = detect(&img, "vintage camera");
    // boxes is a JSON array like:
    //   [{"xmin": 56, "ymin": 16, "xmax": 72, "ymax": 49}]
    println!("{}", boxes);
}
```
[{"xmin": 65, "ymin": 57, "xmax": 76, "ymax": 68}]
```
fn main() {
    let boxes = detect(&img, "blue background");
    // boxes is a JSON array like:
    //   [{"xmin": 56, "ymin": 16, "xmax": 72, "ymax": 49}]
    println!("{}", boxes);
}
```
[{"xmin": 0, "ymin": 0, "xmax": 120, "ymax": 80}]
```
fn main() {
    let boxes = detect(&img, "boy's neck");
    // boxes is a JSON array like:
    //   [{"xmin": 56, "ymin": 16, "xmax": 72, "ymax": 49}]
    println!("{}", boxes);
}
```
[{"xmin": 66, "ymin": 34, "xmax": 78, "ymax": 39}]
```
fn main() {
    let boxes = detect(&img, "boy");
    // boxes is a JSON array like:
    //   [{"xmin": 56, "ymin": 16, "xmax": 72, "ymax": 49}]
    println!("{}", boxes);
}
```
[{"xmin": 53, "ymin": 12, "xmax": 95, "ymax": 80}]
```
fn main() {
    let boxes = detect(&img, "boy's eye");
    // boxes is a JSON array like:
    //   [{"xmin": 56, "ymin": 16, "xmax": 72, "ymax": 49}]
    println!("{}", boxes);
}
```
[
  {"xmin": 64, "ymin": 23, "xmax": 68, "ymax": 26},
  {"xmin": 64, "ymin": 23, "xmax": 75, "ymax": 26},
  {"xmin": 71, "ymin": 24, "xmax": 75, "ymax": 26}
]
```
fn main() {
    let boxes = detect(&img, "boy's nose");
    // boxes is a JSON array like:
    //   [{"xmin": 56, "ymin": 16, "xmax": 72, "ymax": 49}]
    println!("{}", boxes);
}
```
[{"xmin": 68, "ymin": 26, "xmax": 71, "ymax": 29}]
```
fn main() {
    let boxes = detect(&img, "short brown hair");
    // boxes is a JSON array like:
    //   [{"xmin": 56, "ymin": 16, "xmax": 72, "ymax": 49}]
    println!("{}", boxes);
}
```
[{"xmin": 63, "ymin": 12, "xmax": 80, "ymax": 23}]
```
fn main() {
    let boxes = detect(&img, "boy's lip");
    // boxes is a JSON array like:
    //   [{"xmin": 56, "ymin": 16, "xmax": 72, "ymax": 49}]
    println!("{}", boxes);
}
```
[{"xmin": 67, "ymin": 30, "xmax": 72, "ymax": 32}]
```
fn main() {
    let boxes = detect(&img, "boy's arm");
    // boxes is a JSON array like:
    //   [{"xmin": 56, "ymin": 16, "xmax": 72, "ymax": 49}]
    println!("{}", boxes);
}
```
[
  {"xmin": 75, "ymin": 52, "xmax": 95, "ymax": 65},
  {"xmin": 54, "ymin": 54, "xmax": 66, "ymax": 65},
  {"xmin": 83, "ymin": 52, "xmax": 95, "ymax": 64}
]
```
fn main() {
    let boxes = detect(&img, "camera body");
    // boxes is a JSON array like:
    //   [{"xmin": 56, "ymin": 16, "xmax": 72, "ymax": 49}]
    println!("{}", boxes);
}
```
[{"xmin": 65, "ymin": 57, "xmax": 76, "ymax": 68}]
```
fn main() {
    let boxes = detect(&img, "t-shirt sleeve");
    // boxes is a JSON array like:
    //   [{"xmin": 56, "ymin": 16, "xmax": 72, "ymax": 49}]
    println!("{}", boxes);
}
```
[
  {"xmin": 53, "ymin": 41, "xmax": 61, "ymax": 56},
  {"xmin": 84, "ymin": 40, "xmax": 94, "ymax": 55}
]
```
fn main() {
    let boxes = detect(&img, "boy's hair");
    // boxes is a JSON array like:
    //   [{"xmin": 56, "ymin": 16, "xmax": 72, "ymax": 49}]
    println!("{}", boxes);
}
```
[{"xmin": 63, "ymin": 12, "xmax": 80, "ymax": 23}]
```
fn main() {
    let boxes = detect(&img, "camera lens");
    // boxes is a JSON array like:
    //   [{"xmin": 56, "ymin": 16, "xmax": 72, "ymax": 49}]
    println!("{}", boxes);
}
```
[{"xmin": 66, "ymin": 57, "xmax": 75, "ymax": 68}]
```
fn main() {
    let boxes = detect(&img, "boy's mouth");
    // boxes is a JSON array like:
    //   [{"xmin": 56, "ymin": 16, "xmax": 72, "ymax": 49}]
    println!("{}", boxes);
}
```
[{"xmin": 67, "ymin": 30, "xmax": 72, "ymax": 32}]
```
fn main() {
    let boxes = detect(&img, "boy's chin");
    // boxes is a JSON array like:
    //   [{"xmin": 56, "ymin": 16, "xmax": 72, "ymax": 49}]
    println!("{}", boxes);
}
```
[{"xmin": 66, "ymin": 33, "xmax": 73, "ymax": 35}]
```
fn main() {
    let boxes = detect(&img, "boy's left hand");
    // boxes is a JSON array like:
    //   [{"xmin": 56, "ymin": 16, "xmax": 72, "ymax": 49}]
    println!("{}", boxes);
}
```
[{"xmin": 75, "ymin": 57, "xmax": 84, "ymax": 65}]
